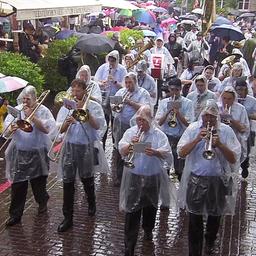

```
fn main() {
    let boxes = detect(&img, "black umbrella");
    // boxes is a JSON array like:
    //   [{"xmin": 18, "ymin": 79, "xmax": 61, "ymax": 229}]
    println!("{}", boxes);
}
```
[
  {"xmin": 75, "ymin": 34, "xmax": 115, "ymax": 54},
  {"xmin": 239, "ymin": 12, "xmax": 255, "ymax": 18},
  {"xmin": 41, "ymin": 26, "xmax": 59, "ymax": 39},
  {"xmin": 211, "ymin": 24, "xmax": 245, "ymax": 41}
]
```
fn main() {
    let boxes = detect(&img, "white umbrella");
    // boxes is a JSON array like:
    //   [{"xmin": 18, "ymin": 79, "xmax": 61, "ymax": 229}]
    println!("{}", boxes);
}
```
[{"xmin": 192, "ymin": 8, "xmax": 203, "ymax": 15}]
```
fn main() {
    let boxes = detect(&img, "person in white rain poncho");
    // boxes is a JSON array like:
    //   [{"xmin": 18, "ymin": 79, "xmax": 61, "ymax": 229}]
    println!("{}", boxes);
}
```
[
  {"xmin": 4, "ymin": 85, "xmax": 56, "ymax": 227},
  {"xmin": 56, "ymin": 79, "xmax": 107, "ymax": 233},
  {"xmin": 177, "ymin": 99, "xmax": 241, "ymax": 256},
  {"xmin": 234, "ymin": 78, "xmax": 256, "ymax": 178},
  {"xmin": 218, "ymin": 86, "xmax": 250, "ymax": 164},
  {"xmin": 119, "ymin": 105, "xmax": 176, "ymax": 256},
  {"xmin": 112, "ymin": 72, "xmax": 151, "ymax": 186}
]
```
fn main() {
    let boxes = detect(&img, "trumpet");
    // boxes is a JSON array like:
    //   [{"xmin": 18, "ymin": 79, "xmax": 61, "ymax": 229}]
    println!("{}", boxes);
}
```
[
  {"xmin": 124, "ymin": 127, "xmax": 144, "ymax": 169},
  {"xmin": 0, "ymin": 90, "xmax": 50, "ymax": 152},
  {"xmin": 167, "ymin": 96, "xmax": 177, "ymax": 128},
  {"xmin": 221, "ymin": 104, "xmax": 231, "ymax": 125},
  {"xmin": 202, "ymin": 122, "xmax": 216, "ymax": 160},
  {"xmin": 112, "ymin": 90, "xmax": 131, "ymax": 113}
]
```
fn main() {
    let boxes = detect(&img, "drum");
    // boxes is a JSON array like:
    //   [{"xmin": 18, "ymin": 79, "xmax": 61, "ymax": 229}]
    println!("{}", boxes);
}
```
[{"xmin": 151, "ymin": 54, "xmax": 164, "ymax": 79}]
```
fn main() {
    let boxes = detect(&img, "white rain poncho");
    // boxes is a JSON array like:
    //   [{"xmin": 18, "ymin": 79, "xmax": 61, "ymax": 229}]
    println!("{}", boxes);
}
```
[
  {"xmin": 119, "ymin": 106, "xmax": 176, "ymax": 213},
  {"xmin": 155, "ymin": 96, "xmax": 194, "ymax": 138},
  {"xmin": 177, "ymin": 100, "xmax": 241, "ymax": 216},
  {"xmin": 75, "ymin": 65, "xmax": 102, "ymax": 104},
  {"xmin": 218, "ymin": 86, "xmax": 250, "ymax": 162},
  {"xmin": 4, "ymin": 87, "xmax": 56, "ymax": 182},
  {"xmin": 112, "ymin": 72, "xmax": 151, "ymax": 149},
  {"xmin": 56, "ymin": 99, "xmax": 108, "ymax": 182}
]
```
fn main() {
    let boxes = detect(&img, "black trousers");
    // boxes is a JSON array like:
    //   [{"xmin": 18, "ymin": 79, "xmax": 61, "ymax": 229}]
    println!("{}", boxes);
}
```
[
  {"xmin": 62, "ymin": 177, "xmax": 95, "ymax": 218},
  {"xmin": 167, "ymin": 135, "xmax": 185, "ymax": 180},
  {"xmin": 114, "ymin": 148, "xmax": 124, "ymax": 183},
  {"xmin": 124, "ymin": 205, "xmax": 157, "ymax": 256},
  {"xmin": 9, "ymin": 175, "xmax": 49, "ymax": 219},
  {"xmin": 188, "ymin": 213, "xmax": 221, "ymax": 256},
  {"xmin": 102, "ymin": 111, "xmax": 114, "ymax": 150}
]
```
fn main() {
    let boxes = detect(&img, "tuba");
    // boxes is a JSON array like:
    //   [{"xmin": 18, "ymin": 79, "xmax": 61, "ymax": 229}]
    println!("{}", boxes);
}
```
[
  {"xmin": 124, "ymin": 127, "xmax": 144, "ymax": 169},
  {"xmin": 0, "ymin": 90, "xmax": 50, "ymax": 152},
  {"xmin": 202, "ymin": 122, "xmax": 216, "ymax": 160},
  {"xmin": 127, "ymin": 39, "xmax": 155, "ymax": 69}
]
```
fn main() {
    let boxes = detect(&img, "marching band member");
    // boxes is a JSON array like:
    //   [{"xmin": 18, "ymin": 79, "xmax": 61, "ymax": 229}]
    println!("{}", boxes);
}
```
[
  {"xmin": 112, "ymin": 72, "xmax": 151, "ymax": 186},
  {"xmin": 177, "ymin": 100, "xmax": 241, "ymax": 256},
  {"xmin": 74, "ymin": 65, "xmax": 102, "ymax": 104},
  {"xmin": 4, "ymin": 86, "xmax": 56, "ymax": 226},
  {"xmin": 94, "ymin": 50, "xmax": 127, "ymax": 149},
  {"xmin": 187, "ymin": 75, "xmax": 217, "ymax": 120},
  {"xmin": 119, "ymin": 105, "xmax": 176, "ymax": 256},
  {"xmin": 218, "ymin": 86, "xmax": 250, "ymax": 165},
  {"xmin": 156, "ymin": 78, "xmax": 194, "ymax": 180},
  {"xmin": 234, "ymin": 78, "xmax": 256, "ymax": 178},
  {"xmin": 136, "ymin": 60, "xmax": 157, "ymax": 108},
  {"xmin": 56, "ymin": 79, "xmax": 107, "ymax": 232},
  {"xmin": 123, "ymin": 53, "xmax": 136, "ymax": 73},
  {"xmin": 151, "ymin": 37, "xmax": 175, "ymax": 77}
]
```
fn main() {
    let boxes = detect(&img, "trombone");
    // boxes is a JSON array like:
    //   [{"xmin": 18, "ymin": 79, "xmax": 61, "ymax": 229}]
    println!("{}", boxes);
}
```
[
  {"xmin": 112, "ymin": 90, "xmax": 130, "ymax": 113},
  {"xmin": 124, "ymin": 127, "xmax": 144, "ymax": 169},
  {"xmin": 202, "ymin": 122, "xmax": 216, "ymax": 160},
  {"xmin": 0, "ymin": 90, "xmax": 50, "ymax": 152},
  {"xmin": 48, "ymin": 85, "xmax": 94, "ymax": 162}
]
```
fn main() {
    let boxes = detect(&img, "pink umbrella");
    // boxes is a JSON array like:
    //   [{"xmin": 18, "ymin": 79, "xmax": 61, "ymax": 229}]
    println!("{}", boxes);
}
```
[
  {"xmin": 112, "ymin": 26, "xmax": 129, "ymax": 31},
  {"xmin": 0, "ymin": 74, "xmax": 28, "ymax": 93},
  {"xmin": 161, "ymin": 18, "xmax": 177, "ymax": 27}
]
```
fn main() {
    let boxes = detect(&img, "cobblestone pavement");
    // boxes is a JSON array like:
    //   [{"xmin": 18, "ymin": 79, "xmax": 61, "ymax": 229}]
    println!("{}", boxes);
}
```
[{"xmin": 0, "ymin": 136, "xmax": 256, "ymax": 256}]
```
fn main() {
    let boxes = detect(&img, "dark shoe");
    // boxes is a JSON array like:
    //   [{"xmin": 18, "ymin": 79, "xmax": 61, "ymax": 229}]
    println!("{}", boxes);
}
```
[
  {"xmin": 5, "ymin": 217, "xmax": 21, "ymax": 227},
  {"xmin": 160, "ymin": 205, "xmax": 169, "ymax": 211},
  {"xmin": 38, "ymin": 201, "xmax": 48, "ymax": 214},
  {"xmin": 144, "ymin": 231, "xmax": 153, "ymax": 241},
  {"xmin": 57, "ymin": 218, "xmax": 73, "ymax": 232},
  {"xmin": 205, "ymin": 239, "xmax": 215, "ymax": 255},
  {"xmin": 241, "ymin": 168, "xmax": 249, "ymax": 179},
  {"xmin": 88, "ymin": 203, "xmax": 96, "ymax": 217}
]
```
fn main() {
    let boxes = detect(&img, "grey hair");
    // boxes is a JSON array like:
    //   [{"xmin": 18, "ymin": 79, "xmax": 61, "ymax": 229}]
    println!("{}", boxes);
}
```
[
  {"xmin": 125, "ymin": 72, "xmax": 138, "ymax": 87},
  {"xmin": 16, "ymin": 85, "xmax": 37, "ymax": 104}
]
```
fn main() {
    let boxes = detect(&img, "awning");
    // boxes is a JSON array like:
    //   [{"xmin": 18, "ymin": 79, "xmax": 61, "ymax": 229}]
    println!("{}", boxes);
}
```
[
  {"xmin": 1, "ymin": 0, "xmax": 102, "ymax": 20},
  {"xmin": 98, "ymin": 0, "xmax": 138, "ymax": 10}
]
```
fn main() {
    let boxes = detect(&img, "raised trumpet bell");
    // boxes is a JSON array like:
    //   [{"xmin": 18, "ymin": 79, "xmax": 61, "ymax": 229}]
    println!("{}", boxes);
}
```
[{"xmin": 202, "ymin": 150, "xmax": 215, "ymax": 160}]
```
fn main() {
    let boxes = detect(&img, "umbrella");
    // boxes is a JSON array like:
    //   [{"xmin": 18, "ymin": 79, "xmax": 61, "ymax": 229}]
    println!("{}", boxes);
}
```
[
  {"xmin": 161, "ymin": 18, "xmax": 177, "ymax": 26},
  {"xmin": 0, "ymin": 74, "xmax": 28, "ymax": 93},
  {"xmin": 180, "ymin": 20, "xmax": 195, "ymax": 25},
  {"xmin": 55, "ymin": 30, "xmax": 75, "ymax": 40},
  {"xmin": 133, "ymin": 25, "xmax": 152, "ymax": 30},
  {"xmin": 133, "ymin": 9, "xmax": 156, "ymax": 24},
  {"xmin": 191, "ymin": 8, "xmax": 203, "ymax": 15},
  {"xmin": 75, "ymin": 34, "xmax": 115, "ymax": 54},
  {"xmin": 142, "ymin": 30, "xmax": 156, "ymax": 37},
  {"xmin": 152, "ymin": 7, "xmax": 168, "ymax": 13},
  {"xmin": 238, "ymin": 12, "xmax": 255, "ymax": 18},
  {"xmin": 119, "ymin": 9, "xmax": 133, "ymax": 17},
  {"xmin": 179, "ymin": 14, "xmax": 198, "ymax": 21},
  {"xmin": 212, "ymin": 16, "xmax": 233, "ymax": 27},
  {"xmin": 42, "ymin": 26, "xmax": 59, "ymax": 38},
  {"xmin": 211, "ymin": 24, "xmax": 245, "ymax": 41}
]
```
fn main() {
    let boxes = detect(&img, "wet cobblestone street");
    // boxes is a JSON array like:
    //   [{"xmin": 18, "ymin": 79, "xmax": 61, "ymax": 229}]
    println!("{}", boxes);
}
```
[{"xmin": 0, "ymin": 136, "xmax": 256, "ymax": 256}]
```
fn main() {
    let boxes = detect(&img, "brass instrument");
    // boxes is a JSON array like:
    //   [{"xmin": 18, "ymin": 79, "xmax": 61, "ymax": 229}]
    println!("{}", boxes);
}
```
[
  {"xmin": 112, "ymin": 90, "xmax": 130, "ymax": 113},
  {"xmin": 231, "ymin": 39, "xmax": 246, "ymax": 49},
  {"xmin": 48, "ymin": 85, "xmax": 95, "ymax": 161},
  {"xmin": 0, "ymin": 90, "xmax": 50, "ymax": 152},
  {"xmin": 167, "ymin": 96, "xmax": 177, "ymax": 128},
  {"xmin": 124, "ymin": 127, "xmax": 144, "ymax": 169},
  {"xmin": 72, "ymin": 84, "xmax": 94, "ymax": 122},
  {"xmin": 54, "ymin": 91, "xmax": 74, "ymax": 106},
  {"xmin": 127, "ymin": 39, "xmax": 155, "ymax": 69},
  {"xmin": 202, "ymin": 122, "xmax": 216, "ymax": 160},
  {"xmin": 221, "ymin": 104, "xmax": 231, "ymax": 125},
  {"xmin": 221, "ymin": 55, "xmax": 236, "ymax": 66}
]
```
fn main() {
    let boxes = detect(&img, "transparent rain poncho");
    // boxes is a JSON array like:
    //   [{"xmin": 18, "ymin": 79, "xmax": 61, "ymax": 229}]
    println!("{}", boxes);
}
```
[
  {"xmin": 119, "ymin": 106, "xmax": 177, "ymax": 213},
  {"xmin": 177, "ymin": 100, "xmax": 241, "ymax": 216},
  {"xmin": 56, "ymin": 99, "xmax": 108, "ymax": 182},
  {"xmin": 4, "ymin": 86, "xmax": 57, "ymax": 182},
  {"xmin": 218, "ymin": 86, "xmax": 250, "ymax": 162}
]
